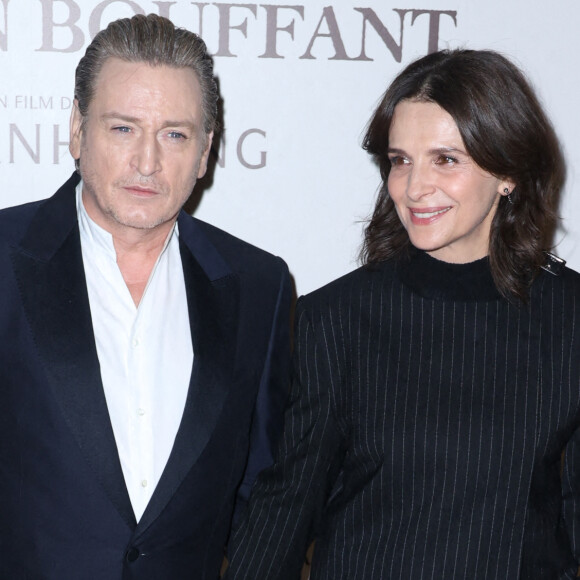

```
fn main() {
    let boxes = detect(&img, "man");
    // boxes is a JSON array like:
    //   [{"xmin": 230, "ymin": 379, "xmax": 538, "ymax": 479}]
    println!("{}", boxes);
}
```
[{"xmin": 0, "ymin": 14, "xmax": 291, "ymax": 579}]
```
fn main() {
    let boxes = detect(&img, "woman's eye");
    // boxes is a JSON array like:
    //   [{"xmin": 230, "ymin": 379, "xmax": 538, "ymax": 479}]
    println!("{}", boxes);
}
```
[
  {"xmin": 389, "ymin": 156, "xmax": 408, "ymax": 167},
  {"xmin": 437, "ymin": 155, "xmax": 457, "ymax": 165}
]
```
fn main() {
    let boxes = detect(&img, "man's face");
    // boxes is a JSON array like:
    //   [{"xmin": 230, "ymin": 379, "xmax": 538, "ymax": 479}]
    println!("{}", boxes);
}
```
[{"xmin": 69, "ymin": 57, "xmax": 213, "ymax": 238}]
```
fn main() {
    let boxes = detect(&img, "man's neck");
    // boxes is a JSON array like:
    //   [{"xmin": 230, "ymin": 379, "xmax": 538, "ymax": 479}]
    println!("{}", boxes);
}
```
[
  {"xmin": 76, "ymin": 182, "xmax": 178, "ymax": 306},
  {"xmin": 111, "ymin": 223, "xmax": 176, "ymax": 306}
]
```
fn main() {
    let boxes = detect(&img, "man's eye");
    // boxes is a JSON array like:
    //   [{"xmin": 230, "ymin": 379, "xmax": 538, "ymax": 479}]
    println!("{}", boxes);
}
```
[
  {"xmin": 168, "ymin": 131, "xmax": 186, "ymax": 139},
  {"xmin": 113, "ymin": 126, "xmax": 131, "ymax": 133}
]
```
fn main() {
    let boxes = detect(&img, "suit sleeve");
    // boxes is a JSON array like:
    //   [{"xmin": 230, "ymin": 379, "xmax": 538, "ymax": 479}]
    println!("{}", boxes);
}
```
[
  {"xmin": 561, "ymin": 423, "xmax": 580, "ymax": 579},
  {"xmin": 226, "ymin": 297, "xmax": 344, "ymax": 579},
  {"xmin": 232, "ymin": 258, "xmax": 293, "ymax": 524}
]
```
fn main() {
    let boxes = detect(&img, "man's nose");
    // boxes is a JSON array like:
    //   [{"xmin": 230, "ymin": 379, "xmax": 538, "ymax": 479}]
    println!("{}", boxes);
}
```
[{"xmin": 131, "ymin": 135, "xmax": 162, "ymax": 177}]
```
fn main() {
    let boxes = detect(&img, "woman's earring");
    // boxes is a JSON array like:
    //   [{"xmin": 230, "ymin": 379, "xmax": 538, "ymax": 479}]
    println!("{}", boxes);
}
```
[{"xmin": 504, "ymin": 187, "xmax": 513, "ymax": 205}]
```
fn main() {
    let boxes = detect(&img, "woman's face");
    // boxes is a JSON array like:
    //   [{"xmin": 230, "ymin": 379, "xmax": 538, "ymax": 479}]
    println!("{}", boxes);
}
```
[{"xmin": 387, "ymin": 100, "xmax": 513, "ymax": 264}]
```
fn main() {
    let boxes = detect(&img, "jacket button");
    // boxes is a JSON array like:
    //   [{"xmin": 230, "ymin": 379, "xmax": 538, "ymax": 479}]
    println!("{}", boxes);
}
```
[{"xmin": 126, "ymin": 547, "xmax": 140, "ymax": 562}]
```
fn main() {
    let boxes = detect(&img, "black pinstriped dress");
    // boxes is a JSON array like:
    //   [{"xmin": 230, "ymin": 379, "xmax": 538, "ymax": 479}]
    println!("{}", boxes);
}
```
[{"xmin": 228, "ymin": 250, "xmax": 580, "ymax": 579}]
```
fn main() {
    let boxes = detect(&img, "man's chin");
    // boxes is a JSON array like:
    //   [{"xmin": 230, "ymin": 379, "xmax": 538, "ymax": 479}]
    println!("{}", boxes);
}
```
[{"xmin": 109, "ymin": 209, "xmax": 177, "ymax": 233}]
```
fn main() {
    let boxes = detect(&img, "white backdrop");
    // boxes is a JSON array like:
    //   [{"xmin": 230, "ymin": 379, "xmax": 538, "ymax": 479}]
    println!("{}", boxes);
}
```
[{"xmin": 1, "ymin": 0, "xmax": 579, "ymax": 296}]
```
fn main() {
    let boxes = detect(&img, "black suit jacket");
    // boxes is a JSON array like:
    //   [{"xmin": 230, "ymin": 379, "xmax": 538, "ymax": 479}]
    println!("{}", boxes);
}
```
[{"xmin": 0, "ymin": 172, "xmax": 291, "ymax": 579}]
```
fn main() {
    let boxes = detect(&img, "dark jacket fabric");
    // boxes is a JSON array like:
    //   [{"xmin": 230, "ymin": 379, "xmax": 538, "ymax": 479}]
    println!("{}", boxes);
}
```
[
  {"xmin": 0, "ymin": 172, "xmax": 291, "ymax": 580},
  {"xmin": 227, "ymin": 250, "xmax": 580, "ymax": 579}
]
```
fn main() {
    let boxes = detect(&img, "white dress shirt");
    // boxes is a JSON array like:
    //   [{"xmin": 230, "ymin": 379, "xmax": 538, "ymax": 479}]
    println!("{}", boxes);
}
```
[{"xmin": 77, "ymin": 183, "xmax": 193, "ymax": 522}]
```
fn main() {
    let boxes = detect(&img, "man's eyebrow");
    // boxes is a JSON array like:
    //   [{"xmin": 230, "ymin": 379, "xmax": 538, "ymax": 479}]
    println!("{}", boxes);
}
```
[
  {"xmin": 101, "ymin": 112, "xmax": 197, "ymax": 130},
  {"xmin": 101, "ymin": 112, "xmax": 140, "ymax": 124}
]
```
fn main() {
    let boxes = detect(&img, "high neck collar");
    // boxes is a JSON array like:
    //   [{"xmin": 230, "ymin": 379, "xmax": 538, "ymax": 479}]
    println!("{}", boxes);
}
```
[{"xmin": 396, "ymin": 248, "xmax": 501, "ymax": 301}]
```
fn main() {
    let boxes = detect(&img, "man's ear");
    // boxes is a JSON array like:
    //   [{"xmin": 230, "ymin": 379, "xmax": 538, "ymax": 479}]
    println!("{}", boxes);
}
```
[
  {"xmin": 69, "ymin": 99, "xmax": 83, "ymax": 161},
  {"xmin": 197, "ymin": 131, "xmax": 214, "ymax": 179}
]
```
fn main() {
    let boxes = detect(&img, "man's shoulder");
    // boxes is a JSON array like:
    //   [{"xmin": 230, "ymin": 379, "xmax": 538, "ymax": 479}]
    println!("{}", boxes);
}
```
[
  {"xmin": 181, "ymin": 213, "xmax": 288, "ymax": 275},
  {"xmin": 0, "ymin": 198, "xmax": 48, "ymax": 243},
  {"xmin": 190, "ymin": 216, "xmax": 277, "ymax": 258},
  {"xmin": 0, "ymin": 173, "xmax": 78, "ymax": 246}
]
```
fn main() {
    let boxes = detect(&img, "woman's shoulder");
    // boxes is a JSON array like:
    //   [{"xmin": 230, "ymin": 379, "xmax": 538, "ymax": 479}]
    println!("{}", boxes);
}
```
[
  {"xmin": 532, "ymin": 257, "xmax": 580, "ymax": 301},
  {"xmin": 560, "ymin": 264, "xmax": 580, "ymax": 285},
  {"xmin": 298, "ymin": 260, "xmax": 398, "ymax": 312},
  {"xmin": 538, "ymin": 254, "xmax": 580, "ymax": 282}
]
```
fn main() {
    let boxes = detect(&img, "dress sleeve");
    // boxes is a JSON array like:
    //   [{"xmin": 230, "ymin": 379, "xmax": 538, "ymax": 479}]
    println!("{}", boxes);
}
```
[
  {"xmin": 225, "ymin": 297, "xmax": 344, "ymax": 579},
  {"xmin": 561, "ymin": 423, "xmax": 580, "ymax": 579}
]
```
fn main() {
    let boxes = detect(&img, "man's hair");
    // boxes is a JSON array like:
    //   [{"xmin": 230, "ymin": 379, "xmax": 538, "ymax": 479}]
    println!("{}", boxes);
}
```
[
  {"xmin": 74, "ymin": 13, "xmax": 218, "ymax": 140},
  {"xmin": 361, "ymin": 49, "xmax": 565, "ymax": 302}
]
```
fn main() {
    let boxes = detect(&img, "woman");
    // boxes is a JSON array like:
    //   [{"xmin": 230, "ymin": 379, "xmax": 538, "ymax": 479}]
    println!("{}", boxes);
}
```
[{"xmin": 226, "ymin": 49, "xmax": 580, "ymax": 579}]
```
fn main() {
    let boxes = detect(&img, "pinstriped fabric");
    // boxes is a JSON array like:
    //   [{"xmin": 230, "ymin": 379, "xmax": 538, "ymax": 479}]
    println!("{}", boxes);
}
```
[{"xmin": 227, "ymin": 254, "xmax": 580, "ymax": 580}]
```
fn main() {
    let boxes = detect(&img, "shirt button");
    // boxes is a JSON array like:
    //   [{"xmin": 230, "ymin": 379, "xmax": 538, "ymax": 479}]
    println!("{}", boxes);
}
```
[
  {"xmin": 141, "ymin": 479, "xmax": 148, "ymax": 488},
  {"xmin": 137, "ymin": 408, "xmax": 145, "ymax": 416},
  {"xmin": 132, "ymin": 337, "xmax": 140, "ymax": 348}
]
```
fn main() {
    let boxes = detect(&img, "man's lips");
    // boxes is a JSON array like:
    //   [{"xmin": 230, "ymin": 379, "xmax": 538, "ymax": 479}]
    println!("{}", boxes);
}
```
[
  {"xmin": 408, "ymin": 206, "xmax": 451, "ymax": 224},
  {"xmin": 123, "ymin": 185, "xmax": 161, "ymax": 197}
]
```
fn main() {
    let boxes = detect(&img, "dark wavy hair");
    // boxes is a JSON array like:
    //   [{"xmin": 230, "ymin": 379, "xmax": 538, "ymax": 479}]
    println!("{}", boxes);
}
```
[
  {"xmin": 73, "ymin": 13, "xmax": 218, "ymax": 168},
  {"xmin": 361, "ymin": 49, "xmax": 565, "ymax": 302}
]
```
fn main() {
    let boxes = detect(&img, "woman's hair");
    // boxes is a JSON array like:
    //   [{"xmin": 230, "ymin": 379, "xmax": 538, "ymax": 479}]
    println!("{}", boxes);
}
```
[{"xmin": 361, "ymin": 49, "xmax": 565, "ymax": 302}]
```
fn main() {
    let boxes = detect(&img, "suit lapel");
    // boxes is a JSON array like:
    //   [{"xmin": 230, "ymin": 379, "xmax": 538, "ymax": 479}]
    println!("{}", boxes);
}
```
[
  {"xmin": 10, "ymin": 174, "xmax": 136, "ymax": 530},
  {"xmin": 136, "ymin": 214, "xmax": 240, "ymax": 534},
  {"xmin": 12, "ymin": 177, "xmax": 240, "ymax": 534}
]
